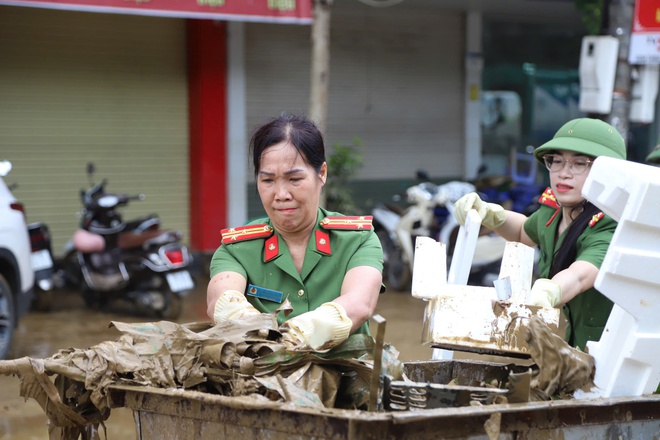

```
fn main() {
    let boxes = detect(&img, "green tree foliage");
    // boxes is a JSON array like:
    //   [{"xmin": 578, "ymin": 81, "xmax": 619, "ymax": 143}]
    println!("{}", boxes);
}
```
[
  {"xmin": 324, "ymin": 138, "xmax": 363, "ymax": 215},
  {"xmin": 575, "ymin": 0, "xmax": 604, "ymax": 35}
]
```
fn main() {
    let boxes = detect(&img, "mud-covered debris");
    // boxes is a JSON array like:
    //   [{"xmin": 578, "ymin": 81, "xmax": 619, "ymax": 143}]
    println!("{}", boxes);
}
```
[
  {"xmin": 525, "ymin": 315, "xmax": 595, "ymax": 400},
  {"xmin": 0, "ymin": 313, "xmax": 402, "ymax": 440}
]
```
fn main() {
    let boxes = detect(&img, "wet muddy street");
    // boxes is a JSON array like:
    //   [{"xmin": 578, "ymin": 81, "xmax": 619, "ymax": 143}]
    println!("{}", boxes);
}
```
[{"xmin": 1, "ymin": 278, "xmax": 438, "ymax": 439}]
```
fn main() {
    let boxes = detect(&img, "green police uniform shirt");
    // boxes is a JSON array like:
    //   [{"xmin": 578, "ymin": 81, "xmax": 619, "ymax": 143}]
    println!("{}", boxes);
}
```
[
  {"xmin": 210, "ymin": 207, "xmax": 384, "ymax": 335},
  {"xmin": 524, "ymin": 189, "xmax": 615, "ymax": 350}
]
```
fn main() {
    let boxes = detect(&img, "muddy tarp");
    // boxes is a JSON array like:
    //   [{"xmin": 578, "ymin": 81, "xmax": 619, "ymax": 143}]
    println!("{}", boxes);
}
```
[{"xmin": 0, "ymin": 313, "xmax": 402, "ymax": 440}]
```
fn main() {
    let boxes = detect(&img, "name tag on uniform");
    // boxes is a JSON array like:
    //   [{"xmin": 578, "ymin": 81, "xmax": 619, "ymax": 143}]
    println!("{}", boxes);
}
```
[{"xmin": 247, "ymin": 284, "xmax": 283, "ymax": 303}]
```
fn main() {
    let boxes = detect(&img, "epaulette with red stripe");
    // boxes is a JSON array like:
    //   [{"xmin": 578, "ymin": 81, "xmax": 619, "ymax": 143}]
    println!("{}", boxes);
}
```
[
  {"xmin": 538, "ymin": 187, "xmax": 560, "ymax": 209},
  {"xmin": 221, "ymin": 224, "xmax": 273, "ymax": 245},
  {"xmin": 589, "ymin": 212, "xmax": 605, "ymax": 227},
  {"xmin": 320, "ymin": 215, "xmax": 373, "ymax": 230}
]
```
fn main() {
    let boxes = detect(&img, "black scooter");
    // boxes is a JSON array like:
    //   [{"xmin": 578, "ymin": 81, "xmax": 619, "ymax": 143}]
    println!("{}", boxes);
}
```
[{"xmin": 59, "ymin": 163, "xmax": 194, "ymax": 319}]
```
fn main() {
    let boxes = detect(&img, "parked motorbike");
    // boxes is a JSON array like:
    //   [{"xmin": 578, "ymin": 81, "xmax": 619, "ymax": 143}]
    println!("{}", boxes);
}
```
[
  {"xmin": 58, "ymin": 163, "xmax": 194, "ymax": 319},
  {"xmin": 372, "ymin": 171, "xmax": 506, "ymax": 290},
  {"xmin": 28, "ymin": 221, "xmax": 56, "ymax": 311}
]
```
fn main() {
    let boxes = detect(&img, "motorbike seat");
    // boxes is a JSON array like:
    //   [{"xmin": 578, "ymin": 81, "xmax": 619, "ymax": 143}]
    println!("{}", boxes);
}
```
[
  {"xmin": 118, "ymin": 229, "xmax": 174, "ymax": 250},
  {"xmin": 142, "ymin": 230, "xmax": 182, "ymax": 248},
  {"xmin": 124, "ymin": 215, "xmax": 160, "ymax": 233}
]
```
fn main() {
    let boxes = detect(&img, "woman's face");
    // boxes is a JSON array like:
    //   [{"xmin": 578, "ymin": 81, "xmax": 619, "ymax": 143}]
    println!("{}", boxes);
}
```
[
  {"xmin": 257, "ymin": 141, "xmax": 327, "ymax": 235},
  {"xmin": 547, "ymin": 150, "xmax": 593, "ymax": 207}
]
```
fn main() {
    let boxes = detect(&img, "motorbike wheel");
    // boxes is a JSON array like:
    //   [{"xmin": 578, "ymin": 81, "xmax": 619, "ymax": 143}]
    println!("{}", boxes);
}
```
[
  {"xmin": 0, "ymin": 275, "xmax": 15, "ymax": 360},
  {"xmin": 376, "ymin": 229, "xmax": 411, "ymax": 291},
  {"xmin": 61, "ymin": 251, "xmax": 83, "ymax": 289},
  {"xmin": 82, "ymin": 287, "xmax": 106, "ymax": 311},
  {"xmin": 387, "ymin": 249, "xmax": 412, "ymax": 291},
  {"xmin": 31, "ymin": 289, "xmax": 53, "ymax": 312},
  {"xmin": 156, "ymin": 286, "xmax": 183, "ymax": 321}
]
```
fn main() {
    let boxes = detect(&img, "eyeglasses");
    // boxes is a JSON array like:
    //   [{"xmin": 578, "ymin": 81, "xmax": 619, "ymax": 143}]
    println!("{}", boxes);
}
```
[{"xmin": 543, "ymin": 154, "xmax": 593, "ymax": 174}]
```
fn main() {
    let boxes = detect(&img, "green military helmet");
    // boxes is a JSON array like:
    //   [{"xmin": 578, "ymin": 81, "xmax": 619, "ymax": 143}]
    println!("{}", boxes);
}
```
[
  {"xmin": 646, "ymin": 144, "xmax": 660, "ymax": 164},
  {"xmin": 533, "ymin": 118, "xmax": 627, "ymax": 164}
]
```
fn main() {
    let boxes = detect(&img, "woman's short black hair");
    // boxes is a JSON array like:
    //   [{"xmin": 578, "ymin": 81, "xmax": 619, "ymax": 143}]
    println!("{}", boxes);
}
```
[{"xmin": 249, "ymin": 113, "xmax": 326, "ymax": 177}]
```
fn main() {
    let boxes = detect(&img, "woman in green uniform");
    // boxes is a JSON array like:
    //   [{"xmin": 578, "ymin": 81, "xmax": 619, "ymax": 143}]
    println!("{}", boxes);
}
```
[
  {"xmin": 454, "ymin": 118, "xmax": 626, "ymax": 350},
  {"xmin": 207, "ymin": 114, "xmax": 383, "ymax": 351}
]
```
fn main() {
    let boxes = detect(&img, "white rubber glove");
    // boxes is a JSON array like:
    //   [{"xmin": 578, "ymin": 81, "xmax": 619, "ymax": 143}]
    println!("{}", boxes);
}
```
[
  {"xmin": 280, "ymin": 302, "xmax": 352, "ymax": 351},
  {"xmin": 212, "ymin": 290, "xmax": 261, "ymax": 323},
  {"xmin": 529, "ymin": 278, "xmax": 562, "ymax": 308},
  {"xmin": 453, "ymin": 192, "xmax": 506, "ymax": 230}
]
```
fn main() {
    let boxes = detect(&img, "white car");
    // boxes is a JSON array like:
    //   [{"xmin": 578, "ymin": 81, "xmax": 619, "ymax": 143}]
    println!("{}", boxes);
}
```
[{"xmin": 0, "ymin": 161, "xmax": 34, "ymax": 359}]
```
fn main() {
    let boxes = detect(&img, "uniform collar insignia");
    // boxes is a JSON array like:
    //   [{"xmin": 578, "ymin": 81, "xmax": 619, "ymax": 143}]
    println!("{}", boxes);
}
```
[
  {"xmin": 589, "ymin": 211, "xmax": 605, "ymax": 227},
  {"xmin": 315, "ymin": 230, "xmax": 332, "ymax": 255},
  {"xmin": 538, "ymin": 187, "xmax": 560, "ymax": 209},
  {"xmin": 263, "ymin": 234, "xmax": 279, "ymax": 262}
]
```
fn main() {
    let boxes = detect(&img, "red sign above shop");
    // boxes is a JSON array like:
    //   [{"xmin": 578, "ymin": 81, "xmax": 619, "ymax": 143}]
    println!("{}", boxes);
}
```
[
  {"xmin": 630, "ymin": 0, "xmax": 660, "ymax": 64},
  {"xmin": 633, "ymin": 0, "xmax": 660, "ymax": 32},
  {"xmin": 0, "ymin": 0, "xmax": 312, "ymax": 24}
]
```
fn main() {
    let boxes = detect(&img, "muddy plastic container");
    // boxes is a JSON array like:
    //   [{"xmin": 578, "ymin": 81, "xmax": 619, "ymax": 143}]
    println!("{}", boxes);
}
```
[{"xmin": 106, "ymin": 359, "xmax": 660, "ymax": 439}]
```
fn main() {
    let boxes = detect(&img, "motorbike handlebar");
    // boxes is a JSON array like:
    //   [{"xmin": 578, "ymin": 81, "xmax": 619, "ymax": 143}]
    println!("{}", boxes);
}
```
[
  {"xmin": 81, "ymin": 191, "xmax": 144, "ymax": 211},
  {"xmin": 105, "ymin": 193, "xmax": 144, "ymax": 207}
]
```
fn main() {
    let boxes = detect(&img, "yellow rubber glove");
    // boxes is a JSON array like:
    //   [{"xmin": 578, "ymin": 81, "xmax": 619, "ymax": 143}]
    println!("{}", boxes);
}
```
[
  {"xmin": 453, "ymin": 192, "xmax": 506, "ymax": 230},
  {"xmin": 280, "ymin": 302, "xmax": 352, "ymax": 351},
  {"xmin": 212, "ymin": 290, "xmax": 261, "ymax": 324},
  {"xmin": 529, "ymin": 278, "xmax": 562, "ymax": 308}
]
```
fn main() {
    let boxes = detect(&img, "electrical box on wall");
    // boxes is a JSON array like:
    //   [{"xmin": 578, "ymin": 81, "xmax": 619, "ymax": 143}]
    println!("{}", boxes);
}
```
[
  {"xmin": 630, "ymin": 65, "xmax": 660, "ymax": 123},
  {"xmin": 579, "ymin": 36, "xmax": 619, "ymax": 114}
]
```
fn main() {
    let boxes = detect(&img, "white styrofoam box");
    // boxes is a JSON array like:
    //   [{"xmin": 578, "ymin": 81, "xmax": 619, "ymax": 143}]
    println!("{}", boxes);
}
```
[
  {"xmin": 587, "ymin": 306, "xmax": 660, "ymax": 397},
  {"xmin": 595, "ymin": 263, "xmax": 660, "ymax": 331},
  {"xmin": 630, "ymin": 65, "xmax": 660, "ymax": 123},
  {"xmin": 418, "ymin": 234, "xmax": 559, "ymax": 355},
  {"xmin": 447, "ymin": 210, "xmax": 481, "ymax": 285},
  {"xmin": 411, "ymin": 236, "xmax": 447, "ymax": 300},
  {"xmin": 583, "ymin": 156, "xmax": 660, "ymax": 223},
  {"xmin": 580, "ymin": 156, "xmax": 660, "ymax": 398},
  {"xmin": 586, "ymin": 157, "xmax": 660, "ymax": 325},
  {"xmin": 497, "ymin": 242, "xmax": 534, "ymax": 304},
  {"xmin": 579, "ymin": 36, "xmax": 619, "ymax": 114}
]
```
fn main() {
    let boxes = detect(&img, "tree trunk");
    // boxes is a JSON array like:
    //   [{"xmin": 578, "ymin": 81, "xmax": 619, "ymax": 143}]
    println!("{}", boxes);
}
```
[
  {"xmin": 604, "ymin": 0, "xmax": 635, "ymax": 142},
  {"xmin": 309, "ymin": 0, "xmax": 332, "ymax": 136}
]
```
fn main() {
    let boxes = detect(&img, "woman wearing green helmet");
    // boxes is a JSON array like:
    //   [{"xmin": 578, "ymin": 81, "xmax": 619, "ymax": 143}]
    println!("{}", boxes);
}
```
[{"xmin": 454, "ymin": 118, "xmax": 626, "ymax": 350}]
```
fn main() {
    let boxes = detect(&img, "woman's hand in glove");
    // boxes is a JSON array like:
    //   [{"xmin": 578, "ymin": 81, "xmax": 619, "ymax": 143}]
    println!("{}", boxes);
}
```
[
  {"xmin": 453, "ymin": 192, "xmax": 506, "ymax": 230},
  {"xmin": 529, "ymin": 279, "xmax": 562, "ymax": 308},
  {"xmin": 212, "ymin": 290, "xmax": 261, "ymax": 324},
  {"xmin": 280, "ymin": 302, "xmax": 352, "ymax": 351}
]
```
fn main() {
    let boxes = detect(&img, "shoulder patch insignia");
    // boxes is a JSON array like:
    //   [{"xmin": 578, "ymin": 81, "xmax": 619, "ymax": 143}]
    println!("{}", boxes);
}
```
[
  {"xmin": 589, "ymin": 212, "xmax": 605, "ymax": 227},
  {"xmin": 538, "ymin": 187, "xmax": 560, "ymax": 209},
  {"xmin": 221, "ymin": 224, "xmax": 273, "ymax": 245},
  {"xmin": 320, "ymin": 215, "xmax": 373, "ymax": 230}
]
